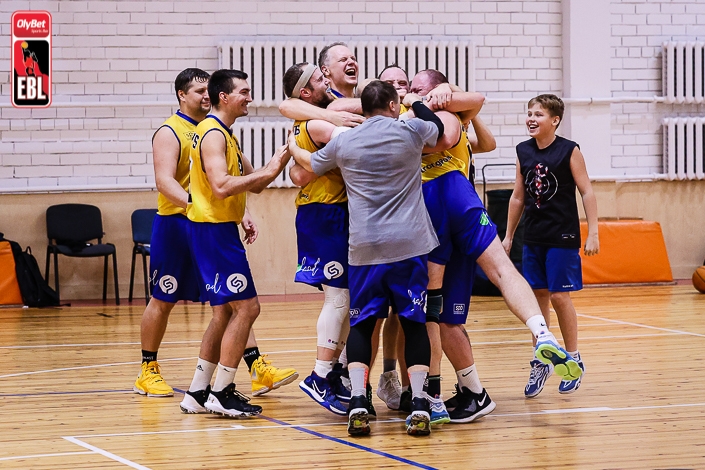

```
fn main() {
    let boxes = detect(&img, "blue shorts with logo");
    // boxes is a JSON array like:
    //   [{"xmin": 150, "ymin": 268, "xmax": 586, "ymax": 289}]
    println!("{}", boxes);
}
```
[
  {"xmin": 439, "ymin": 251, "xmax": 476, "ymax": 324},
  {"xmin": 522, "ymin": 244, "xmax": 583, "ymax": 292},
  {"xmin": 294, "ymin": 202, "xmax": 349, "ymax": 290},
  {"xmin": 422, "ymin": 170, "xmax": 497, "ymax": 265},
  {"xmin": 348, "ymin": 255, "xmax": 429, "ymax": 327},
  {"xmin": 150, "ymin": 213, "xmax": 206, "ymax": 303},
  {"xmin": 186, "ymin": 221, "xmax": 257, "ymax": 306}
]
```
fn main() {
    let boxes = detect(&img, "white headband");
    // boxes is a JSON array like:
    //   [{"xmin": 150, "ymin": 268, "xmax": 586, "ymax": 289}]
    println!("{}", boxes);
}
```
[{"xmin": 291, "ymin": 63, "xmax": 317, "ymax": 99}]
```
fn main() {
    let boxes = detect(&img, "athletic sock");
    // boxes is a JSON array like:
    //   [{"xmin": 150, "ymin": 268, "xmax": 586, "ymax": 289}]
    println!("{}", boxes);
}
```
[
  {"xmin": 189, "ymin": 358, "xmax": 217, "ymax": 392},
  {"xmin": 568, "ymin": 350, "xmax": 581, "ymax": 361},
  {"xmin": 409, "ymin": 370, "xmax": 427, "ymax": 400},
  {"xmin": 142, "ymin": 350, "xmax": 157, "ymax": 363},
  {"xmin": 427, "ymin": 374, "xmax": 441, "ymax": 398},
  {"xmin": 314, "ymin": 359, "xmax": 334, "ymax": 378},
  {"xmin": 338, "ymin": 347, "xmax": 348, "ymax": 367},
  {"xmin": 349, "ymin": 367, "xmax": 367, "ymax": 398},
  {"xmin": 383, "ymin": 359, "xmax": 397, "ymax": 373},
  {"xmin": 526, "ymin": 315, "xmax": 549, "ymax": 337},
  {"xmin": 212, "ymin": 363, "xmax": 237, "ymax": 392},
  {"xmin": 456, "ymin": 365, "xmax": 483, "ymax": 394},
  {"xmin": 243, "ymin": 347, "xmax": 261, "ymax": 371}
]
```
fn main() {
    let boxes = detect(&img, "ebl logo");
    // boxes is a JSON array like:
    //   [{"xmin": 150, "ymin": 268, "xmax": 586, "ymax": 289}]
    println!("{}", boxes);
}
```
[{"xmin": 11, "ymin": 11, "xmax": 52, "ymax": 108}]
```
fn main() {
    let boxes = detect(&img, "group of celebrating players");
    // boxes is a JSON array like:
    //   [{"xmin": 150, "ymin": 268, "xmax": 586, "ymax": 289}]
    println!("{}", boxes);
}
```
[{"xmin": 132, "ymin": 41, "xmax": 597, "ymax": 437}]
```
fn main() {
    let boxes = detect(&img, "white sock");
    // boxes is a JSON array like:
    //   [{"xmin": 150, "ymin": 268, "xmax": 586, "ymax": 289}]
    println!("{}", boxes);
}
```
[
  {"xmin": 189, "ymin": 358, "xmax": 217, "ymax": 392},
  {"xmin": 338, "ymin": 347, "xmax": 348, "ymax": 367},
  {"xmin": 212, "ymin": 363, "xmax": 237, "ymax": 392},
  {"xmin": 526, "ymin": 315, "xmax": 549, "ymax": 338},
  {"xmin": 456, "ymin": 365, "xmax": 483, "ymax": 394},
  {"xmin": 314, "ymin": 359, "xmax": 334, "ymax": 378},
  {"xmin": 349, "ymin": 367, "xmax": 367, "ymax": 398},
  {"xmin": 568, "ymin": 350, "xmax": 581, "ymax": 361},
  {"xmin": 409, "ymin": 370, "xmax": 427, "ymax": 400}
]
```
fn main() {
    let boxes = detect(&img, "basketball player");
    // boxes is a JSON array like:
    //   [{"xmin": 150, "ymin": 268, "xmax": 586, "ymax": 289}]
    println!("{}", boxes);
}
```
[
  {"xmin": 290, "ymin": 81, "xmax": 455, "ymax": 437},
  {"xmin": 408, "ymin": 70, "xmax": 583, "ymax": 422},
  {"xmin": 182, "ymin": 69, "xmax": 292, "ymax": 418},
  {"xmin": 282, "ymin": 62, "xmax": 349, "ymax": 415}
]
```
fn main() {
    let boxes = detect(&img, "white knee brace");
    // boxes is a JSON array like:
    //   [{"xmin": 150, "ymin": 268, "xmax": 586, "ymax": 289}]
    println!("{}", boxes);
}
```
[{"xmin": 317, "ymin": 286, "xmax": 350, "ymax": 350}]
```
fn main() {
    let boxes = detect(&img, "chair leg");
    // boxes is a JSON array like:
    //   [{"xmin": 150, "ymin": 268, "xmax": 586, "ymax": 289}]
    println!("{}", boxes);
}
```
[
  {"xmin": 113, "ymin": 252, "xmax": 120, "ymax": 306},
  {"xmin": 142, "ymin": 253, "xmax": 149, "ymax": 305},
  {"xmin": 129, "ymin": 247, "xmax": 137, "ymax": 303},
  {"xmin": 102, "ymin": 256, "xmax": 108, "ymax": 301},
  {"xmin": 53, "ymin": 251, "xmax": 60, "ymax": 300},
  {"xmin": 45, "ymin": 248, "xmax": 51, "ymax": 286}
]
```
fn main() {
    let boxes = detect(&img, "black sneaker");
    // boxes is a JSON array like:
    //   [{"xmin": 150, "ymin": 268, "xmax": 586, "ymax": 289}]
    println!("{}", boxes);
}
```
[
  {"xmin": 180, "ymin": 385, "xmax": 211, "ymax": 414},
  {"xmin": 347, "ymin": 395, "xmax": 370, "ymax": 436},
  {"xmin": 326, "ymin": 363, "xmax": 351, "ymax": 403},
  {"xmin": 399, "ymin": 389, "xmax": 412, "ymax": 413},
  {"xmin": 448, "ymin": 387, "xmax": 496, "ymax": 423},
  {"xmin": 204, "ymin": 383, "xmax": 262, "ymax": 418},
  {"xmin": 366, "ymin": 382, "xmax": 377, "ymax": 418},
  {"xmin": 405, "ymin": 397, "xmax": 431, "ymax": 436},
  {"xmin": 443, "ymin": 384, "xmax": 462, "ymax": 412}
]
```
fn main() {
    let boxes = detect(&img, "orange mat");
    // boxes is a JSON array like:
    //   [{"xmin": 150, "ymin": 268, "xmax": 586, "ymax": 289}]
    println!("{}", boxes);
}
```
[
  {"xmin": 0, "ymin": 241, "xmax": 23, "ymax": 305},
  {"xmin": 579, "ymin": 220, "xmax": 673, "ymax": 284}
]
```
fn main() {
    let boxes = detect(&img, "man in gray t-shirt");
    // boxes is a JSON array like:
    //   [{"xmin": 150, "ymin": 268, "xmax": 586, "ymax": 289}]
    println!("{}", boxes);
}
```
[{"xmin": 289, "ymin": 80, "xmax": 444, "ymax": 438}]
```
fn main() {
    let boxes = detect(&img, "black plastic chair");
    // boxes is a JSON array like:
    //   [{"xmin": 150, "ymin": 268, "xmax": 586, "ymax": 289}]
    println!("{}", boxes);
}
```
[
  {"xmin": 45, "ymin": 204, "xmax": 119, "ymax": 305},
  {"xmin": 129, "ymin": 209, "xmax": 157, "ymax": 304}
]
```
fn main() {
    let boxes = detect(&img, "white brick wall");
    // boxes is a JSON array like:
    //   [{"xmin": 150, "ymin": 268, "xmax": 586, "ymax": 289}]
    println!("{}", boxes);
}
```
[{"xmin": 1, "ymin": 0, "xmax": 705, "ymax": 188}]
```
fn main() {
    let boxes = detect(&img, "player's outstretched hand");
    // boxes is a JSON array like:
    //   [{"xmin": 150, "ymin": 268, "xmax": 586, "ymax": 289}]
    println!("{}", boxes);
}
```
[
  {"xmin": 330, "ymin": 111, "xmax": 364, "ymax": 128},
  {"xmin": 271, "ymin": 143, "xmax": 291, "ymax": 170},
  {"xmin": 584, "ymin": 233, "xmax": 600, "ymax": 256}
]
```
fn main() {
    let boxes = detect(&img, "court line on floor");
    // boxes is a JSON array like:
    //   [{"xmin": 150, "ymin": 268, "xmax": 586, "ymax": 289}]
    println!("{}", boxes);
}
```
[
  {"xmin": 577, "ymin": 313, "xmax": 705, "ymax": 338},
  {"xmin": 0, "ymin": 451, "xmax": 94, "ymax": 462},
  {"xmin": 0, "ymin": 336, "xmax": 318, "ymax": 350},
  {"xmin": 258, "ymin": 414, "xmax": 438, "ymax": 470},
  {"xmin": 0, "ymin": 389, "xmax": 133, "ymax": 398},
  {"xmin": 63, "ymin": 437, "xmax": 151, "ymax": 470}
]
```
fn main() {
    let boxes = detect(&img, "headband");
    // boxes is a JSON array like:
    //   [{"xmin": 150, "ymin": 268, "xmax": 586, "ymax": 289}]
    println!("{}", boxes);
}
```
[{"xmin": 291, "ymin": 63, "xmax": 317, "ymax": 99}]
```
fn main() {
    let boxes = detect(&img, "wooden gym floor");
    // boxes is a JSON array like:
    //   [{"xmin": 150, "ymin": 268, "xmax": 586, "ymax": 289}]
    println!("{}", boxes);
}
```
[{"xmin": 0, "ymin": 284, "xmax": 704, "ymax": 469}]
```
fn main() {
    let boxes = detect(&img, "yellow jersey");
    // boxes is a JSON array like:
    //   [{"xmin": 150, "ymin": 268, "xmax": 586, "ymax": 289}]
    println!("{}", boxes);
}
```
[
  {"xmin": 187, "ymin": 115, "xmax": 246, "ymax": 224},
  {"xmin": 420, "ymin": 113, "xmax": 472, "ymax": 183},
  {"xmin": 293, "ymin": 120, "xmax": 347, "ymax": 207},
  {"xmin": 154, "ymin": 110, "xmax": 199, "ymax": 216}
]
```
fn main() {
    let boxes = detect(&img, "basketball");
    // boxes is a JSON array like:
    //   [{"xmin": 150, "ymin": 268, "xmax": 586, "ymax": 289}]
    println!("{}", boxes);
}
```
[{"xmin": 692, "ymin": 266, "xmax": 705, "ymax": 293}]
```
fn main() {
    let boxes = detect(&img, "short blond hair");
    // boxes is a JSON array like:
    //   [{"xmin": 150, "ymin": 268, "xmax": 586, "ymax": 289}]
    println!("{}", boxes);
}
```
[{"xmin": 528, "ymin": 94, "xmax": 564, "ymax": 127}]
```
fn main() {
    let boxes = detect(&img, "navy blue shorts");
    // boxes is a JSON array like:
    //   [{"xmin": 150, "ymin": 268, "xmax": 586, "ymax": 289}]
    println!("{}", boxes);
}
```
[
  {"xmin": 439, "ymin": 251, "xmax": 476, "ymax": 324},
  {"xmin": 522, "ymin": 244, "xmax": 583, "ymax": 292},
  {"xmin": 294, "ymin": 202, "xmax": 349, "ymax": 289},
  {"xmin": 422, "ymin": 171, "xmax": 497, "ymax": 265},
  {"xmin": 150, "ymin": 214, "xmax": 206, "ymax": 303},
  {"xmin": 348, "ymin": 256, "xmax": 429, "ymax": 327},
  {"xmin": 186, "ymin": 221, "xmax": 257, "ymax": 306}
]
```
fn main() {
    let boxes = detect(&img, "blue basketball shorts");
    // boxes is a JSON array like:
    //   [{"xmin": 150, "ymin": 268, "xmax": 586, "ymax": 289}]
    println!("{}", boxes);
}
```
[
  {"xmin": 439, "ymin": 251, "xmax": 476, "ymax": 325},
  {"xmin": 186, "ymin": 221, "xmax": 257, "ymax": 306},
  {"xmin": 348, "ymin": 255, "xmax": 429, "ymax": 327},
  {"xmin": 522, "ymin": 244, "xmax": 583, "ymax": 292},
  {"xmin": 422, "ymin": 170, "xmax": 497, "ymax": 266},
  {"xmin": 149, "ymin": 213, "xmax": 206, "ymax": 303},
  {"xmin": 294, "ymin": 202, "xmax": 349, "ymax": 290}
]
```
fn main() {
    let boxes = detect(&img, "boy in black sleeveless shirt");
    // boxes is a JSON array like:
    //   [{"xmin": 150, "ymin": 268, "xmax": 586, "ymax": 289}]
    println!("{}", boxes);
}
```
[{"xmin": 503, "ymin": 94, "xmax": 599, "ymax": 397}]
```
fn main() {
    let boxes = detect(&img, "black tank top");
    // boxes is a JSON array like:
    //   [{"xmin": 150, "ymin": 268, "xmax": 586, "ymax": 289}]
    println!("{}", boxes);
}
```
[{"xmin": 516, "ymin": 136, "xmax": 581, "ymax": 248}]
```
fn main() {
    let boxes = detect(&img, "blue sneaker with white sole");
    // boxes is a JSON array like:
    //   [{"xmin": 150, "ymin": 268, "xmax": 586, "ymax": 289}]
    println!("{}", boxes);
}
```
[
  {"xmin": 525, "ymin": 359, "xmax": 553, "ymax": 398},
  {"xmin": 558, "ymin": 359, "xmax": 585, "ymax": 394},
  {"xmin": 534, "ymin": 334, "xmax": 583, "ymax": 381},
  {"xmin": 299, "ymin": 372, "xmax": 347, "ymax": 415}
]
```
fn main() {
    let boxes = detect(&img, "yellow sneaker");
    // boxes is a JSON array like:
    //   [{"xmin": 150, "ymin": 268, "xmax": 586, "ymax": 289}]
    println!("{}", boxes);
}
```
[
  {"xmin": 133, "ymin": 361, "xmax": 174, "ymax": 397},
  {"xmin": 250, "ymin": 355, "xmax": 299, "ymax": 396}
]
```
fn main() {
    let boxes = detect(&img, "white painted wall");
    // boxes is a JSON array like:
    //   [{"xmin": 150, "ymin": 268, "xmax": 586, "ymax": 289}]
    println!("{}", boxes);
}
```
[{"xmin": 0, "ymin": 0, "xmax": 704, "ymax": 189}]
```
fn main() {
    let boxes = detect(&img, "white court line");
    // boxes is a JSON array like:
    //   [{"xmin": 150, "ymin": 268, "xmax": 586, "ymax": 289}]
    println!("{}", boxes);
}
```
[
  {"xmin": 68, "ymin": 401, "xmax": 705, "ymax": 440},
  {"xmin": 0, "ymin": 451, "xmax": 94, "ymax": 462},
  {"xmin": 0, "ymin": 336, "xmax": 317, "ymax": 350},
  {"xmin": 63, "ymin": 437, "xmax": 151, "ymax": 470},
  {"xmin": 578, "ymin": 313, "xmax": 705, "ymax": 338}
]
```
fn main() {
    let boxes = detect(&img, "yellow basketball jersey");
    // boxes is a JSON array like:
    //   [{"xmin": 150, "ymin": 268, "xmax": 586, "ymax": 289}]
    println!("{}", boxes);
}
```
[
  {"xmin": 154, "ymin": 110, "xmax": 199, "ymax": 216},
  {"xmin": 421, "ymin": 113, "xmax": 472, "ymax": 183},
  {"xmin": 187, "ymin": 115, "xmax": 246, "ymax": 224},
  {"xmin": 293, "ymin": 120, "xmax": 347, "ymax": 207}
]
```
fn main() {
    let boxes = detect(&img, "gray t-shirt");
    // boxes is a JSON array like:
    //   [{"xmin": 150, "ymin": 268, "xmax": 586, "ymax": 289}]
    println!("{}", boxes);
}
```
[{"xmin": 310, "ymin": 115, "xmax": 440, "ymax": 266}]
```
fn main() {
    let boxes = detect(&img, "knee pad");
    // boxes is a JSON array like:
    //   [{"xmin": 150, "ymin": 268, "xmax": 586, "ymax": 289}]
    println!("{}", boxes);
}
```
[{"xmin": 317, "ymin": 286, "xmax": 350, "ymax": 350}]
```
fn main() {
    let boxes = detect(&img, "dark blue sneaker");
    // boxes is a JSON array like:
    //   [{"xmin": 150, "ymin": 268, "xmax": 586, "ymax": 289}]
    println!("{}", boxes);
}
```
[
  {"xmin": 525, "ymin": 359, "xmax": 553, "ymax": 398},
  {"xmin": 535, "ymin": 333, "xmax": 583, "ymax": 381},
  {"xmin": 299, "ymin": 372, "xmax": 347, "ymax": 415},
  {"xmin": 558, "ymin": 359, "xmax": 585, "ymax": 394},
  {"xmin": 327, "ymin": 363, "xmax": 351, "ymax": 403},
  {"xmin": 347, "ymin": 395, "xmax": 370, "ymax": 436},
  {"xmin": 405, "ymin": 397, "xmax": 431, "ymax": 436}
]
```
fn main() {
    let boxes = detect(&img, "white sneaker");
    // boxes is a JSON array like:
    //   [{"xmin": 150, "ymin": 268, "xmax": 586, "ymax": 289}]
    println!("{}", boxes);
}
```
[{"xmin": 377, "ymin": 370, "xmax": 402, "ymax": 410}]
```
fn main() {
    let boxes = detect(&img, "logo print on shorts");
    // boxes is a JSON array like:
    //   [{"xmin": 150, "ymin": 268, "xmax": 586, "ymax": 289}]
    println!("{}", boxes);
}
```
[
  {"xmin": 158, "ymin": 275, "xmax": 178, "ymax": 294},
  {"xmin": 349, "ymin": 308, "xmax": 360, "ymax": 318},
  {"xmin": 323, "ymin": 261, "xmax": 344, "ymax": 280},
  {"xmin": 453, "ymin": 303, "xmax": 465, "ymax": 314},
  {"xmin": 226, "ymin": 273, "xmax": 248, "ymax": 294}
]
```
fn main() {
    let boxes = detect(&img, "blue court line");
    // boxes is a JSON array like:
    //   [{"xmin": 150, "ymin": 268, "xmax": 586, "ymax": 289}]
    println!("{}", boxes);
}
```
[
  {"xmin": 0, "ymin": 389, "xmax": 133, "ymax": 398},
  {"xmin": 258, "ymin": 415, "xmax": 438, "ymax": 470}
]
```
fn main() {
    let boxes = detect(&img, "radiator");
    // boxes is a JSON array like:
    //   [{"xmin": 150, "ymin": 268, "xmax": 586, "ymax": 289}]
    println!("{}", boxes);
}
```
[
  {"xmin": 219, "ymin": 40, "xmax": 475, "ymax": 107},
  {"xmin": 662, "ymin": 117, "xmax": 705, "ymax": 180},
  {"xmin": 233, "ymin": 120, "xmax": 296, "ymax": 188},
  {"xmin": 662, "ymin": 41, "xmax": 705, "ymax": 104}
]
